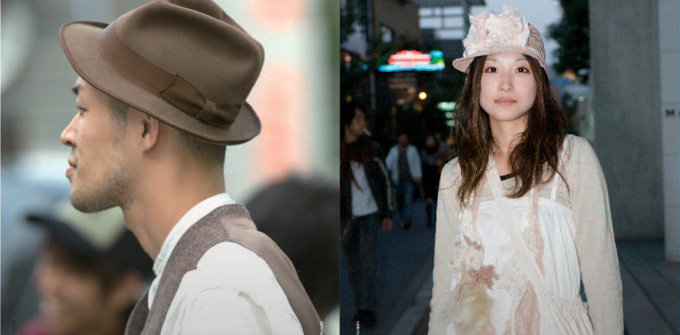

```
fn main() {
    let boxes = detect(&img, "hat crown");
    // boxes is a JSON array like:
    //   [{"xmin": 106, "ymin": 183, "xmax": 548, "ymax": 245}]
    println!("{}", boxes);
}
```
[
  {"xmin": 60, "ymin": 0, "xmax": 264, "ymax": 144},
  {"xmin": 452, "ymin": 5, "xmax": 547, "ymax": 72},
  {"xmin": 110, "ymin": 0, "xmax": 264, "ymax": 111}
]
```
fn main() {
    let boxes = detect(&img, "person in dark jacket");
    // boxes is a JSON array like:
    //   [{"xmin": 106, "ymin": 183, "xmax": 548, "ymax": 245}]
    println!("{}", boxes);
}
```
[
  {"xmin": 340, "ymin": 102, "xmax": 394, "ymax": 328},
  {"xmin": 421, "ymin": 134, "xmax": 442, "ymax": 227}
]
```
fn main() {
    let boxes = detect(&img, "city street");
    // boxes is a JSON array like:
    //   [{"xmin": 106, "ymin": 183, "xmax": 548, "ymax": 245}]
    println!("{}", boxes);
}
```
[{"xmin": 340, "ymin": 198, "xmax": 435, "ymax": 335}]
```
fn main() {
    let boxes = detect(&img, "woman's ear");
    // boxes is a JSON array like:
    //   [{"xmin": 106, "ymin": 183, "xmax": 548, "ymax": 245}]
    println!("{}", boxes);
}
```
[{"xmin": 140, "ymin": 115, "xmax": 160, "ymax": 153}]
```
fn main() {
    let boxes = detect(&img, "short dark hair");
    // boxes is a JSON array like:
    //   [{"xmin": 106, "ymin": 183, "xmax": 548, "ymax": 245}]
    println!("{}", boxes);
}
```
[
  {"xmin": 107, "ymin": 95, "xmax": 130, "ymax": 126},
  {"xmin": 43, "ymin": 236, "xmax": 134, "ymax": 296},
  {"xmin": 177, "ymin": 131, "xmax": 226, "ymax": 166},
  {"xmin": 340, "ymin": 101, "xmax": 362, "ymax": 130},
  {"xmin": 104, "ymin": 95, "xmax": 225, "ymax": 165}
]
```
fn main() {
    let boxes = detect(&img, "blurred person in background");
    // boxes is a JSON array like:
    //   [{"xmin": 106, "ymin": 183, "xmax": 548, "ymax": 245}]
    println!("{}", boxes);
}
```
[
  {"xmin": 246, "ymin": 176, "xmax": 340, "ymax": 333},
  {"xmin": 421, "ymin": 134, "xmax": 442, "ymax": 228},
  {"xmin": 340, "ymin": 102, "xmax": 394, "ymax": 328},
  {"xmin": 385, "ymin": 132, "xmax": 422, "ymax": 229},
  {"xmin": 19, "ymin": 201, "xmax": 152, "ymax": 335},
  {"xmin": 57, "ymin": 0, "xmax": 319, "ymax": 333},
  {"xmin": 434, "ymin": 131, "xmax": 453, "ymax": 163}
]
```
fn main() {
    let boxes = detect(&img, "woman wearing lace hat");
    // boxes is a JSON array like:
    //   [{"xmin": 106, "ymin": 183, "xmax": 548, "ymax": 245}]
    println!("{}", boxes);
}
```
[{"xmin": 429, "ymin": 6, "xmax": 623, "ymax": 335}]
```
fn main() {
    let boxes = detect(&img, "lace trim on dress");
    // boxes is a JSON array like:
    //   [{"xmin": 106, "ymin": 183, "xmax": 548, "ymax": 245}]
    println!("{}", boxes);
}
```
[
  {"xmin": 449, "ymin": 171, "xmax": 554, "ymax": 334},
  {"xmin": 449, "ymin": 185, "xmax": 498, "ymax": 334}
]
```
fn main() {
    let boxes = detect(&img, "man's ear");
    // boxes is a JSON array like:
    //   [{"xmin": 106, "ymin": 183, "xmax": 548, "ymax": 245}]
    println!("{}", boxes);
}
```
[{"xmin": 140, "ymin": 114, "xmax": 160, "ymax": 153}]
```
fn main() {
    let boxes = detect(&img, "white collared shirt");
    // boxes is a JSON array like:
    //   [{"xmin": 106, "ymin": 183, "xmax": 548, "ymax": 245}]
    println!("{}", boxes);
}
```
[
  {"xmin": 350, "ymin": 161, "xmax": 379, "ymax": 216},
  {"xmin": 148, "ymin": 193, "xmax": 303, "ymax": 334}
]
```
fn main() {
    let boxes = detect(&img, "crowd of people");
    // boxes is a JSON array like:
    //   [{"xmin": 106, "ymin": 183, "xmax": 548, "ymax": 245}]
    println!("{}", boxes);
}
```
[{"xmin": 340, "ymin": 100, "xmax": 454, "ymax": 328}]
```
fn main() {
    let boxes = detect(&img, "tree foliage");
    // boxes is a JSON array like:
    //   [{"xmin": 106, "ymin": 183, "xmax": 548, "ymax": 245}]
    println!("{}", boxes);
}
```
[{"xmin": 548, "ymin": 0, "xmax": 589, "ymax": 76}]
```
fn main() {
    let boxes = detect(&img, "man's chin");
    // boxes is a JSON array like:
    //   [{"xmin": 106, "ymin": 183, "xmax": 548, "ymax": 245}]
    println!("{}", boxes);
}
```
[
  {"xmin": 70, "ymin": 193, "xmax": 118, "ymax": 213},
  {"xmin": 69, "ymin": 192, "xmax": 96, "ymax": 213}
]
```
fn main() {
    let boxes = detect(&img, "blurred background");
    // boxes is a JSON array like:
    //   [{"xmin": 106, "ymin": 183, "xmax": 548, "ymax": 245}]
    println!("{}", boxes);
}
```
[
  {"xmin": 340, "ymin": 0, "xmax": 679, "ymax": 334},
  {"xmin": 1, "ymin": 0, "xmax": 339, "ymax": 332}
]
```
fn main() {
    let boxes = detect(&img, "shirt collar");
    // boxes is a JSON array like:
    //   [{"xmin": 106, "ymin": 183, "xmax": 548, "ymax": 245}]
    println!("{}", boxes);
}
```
[{"xmin": 152, "ymin": 193, "xmax": 235, "ymax": 276}]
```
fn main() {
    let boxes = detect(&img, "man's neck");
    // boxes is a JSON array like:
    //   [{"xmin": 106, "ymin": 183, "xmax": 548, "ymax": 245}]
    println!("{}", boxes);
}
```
[{"xmin": 122, "ymin": 164, "xmax": 226, "ymax": 260}]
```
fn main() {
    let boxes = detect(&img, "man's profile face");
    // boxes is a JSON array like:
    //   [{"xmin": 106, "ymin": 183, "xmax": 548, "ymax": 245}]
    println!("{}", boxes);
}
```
[{"xmin": 60, "ymin": 77, "xmax": 135, "ymax": 212}]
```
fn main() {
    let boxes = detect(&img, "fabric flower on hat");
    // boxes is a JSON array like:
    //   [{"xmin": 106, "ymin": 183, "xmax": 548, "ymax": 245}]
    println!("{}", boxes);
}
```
[{"xmin": 462, "ymin": 5, "xmax": 530, "ymax": 58}]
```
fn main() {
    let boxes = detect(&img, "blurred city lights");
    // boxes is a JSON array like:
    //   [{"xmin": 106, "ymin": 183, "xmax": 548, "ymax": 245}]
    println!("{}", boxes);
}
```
[{"xmin": 437, "ymin": 101, "xmax": 456, "ymax": 111}]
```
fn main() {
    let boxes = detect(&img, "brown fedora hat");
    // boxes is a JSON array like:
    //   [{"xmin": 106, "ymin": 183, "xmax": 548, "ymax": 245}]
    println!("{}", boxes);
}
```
[{"xmin": 59, "ymin": 0, "xmax": 265, "ymax": 145}]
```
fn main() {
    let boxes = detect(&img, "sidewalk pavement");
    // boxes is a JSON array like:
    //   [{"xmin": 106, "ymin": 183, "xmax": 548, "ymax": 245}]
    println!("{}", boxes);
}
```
[
  {"xmin": 340, "ymin": 198, "xmax": 435, "ymax": 335},
  {"xmin": 618, "ymin": 240, "xmax": 679, "ymax": 335}
]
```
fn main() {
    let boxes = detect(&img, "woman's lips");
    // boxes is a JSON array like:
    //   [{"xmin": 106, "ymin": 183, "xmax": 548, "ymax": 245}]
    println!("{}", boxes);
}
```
[{"xmin": 495, "ymin": 98, "xmax": 516, "ymax": 106}]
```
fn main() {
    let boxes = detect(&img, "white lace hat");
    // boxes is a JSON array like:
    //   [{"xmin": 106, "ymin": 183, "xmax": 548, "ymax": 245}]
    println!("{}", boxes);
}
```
[{"xmin": 452, "ymin": 5, "xmax": 547, "ymax": 73}]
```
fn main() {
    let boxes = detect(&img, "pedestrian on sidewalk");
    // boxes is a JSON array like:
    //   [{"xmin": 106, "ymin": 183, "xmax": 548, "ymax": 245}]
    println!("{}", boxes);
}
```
[
  {"xmin": 341, "ymin": 102, "xmax": 394, "ymax": 328},
  {"xmin": 421, "ymin": 134, "xmax": 442, "ymax": 228},
  {"xmin": 429, "ymin": 6, "xmax": 622, "ymax": 335},
  {"xmin": 386, "ymin": 132, "xmax": 422, "ymax": 229}
]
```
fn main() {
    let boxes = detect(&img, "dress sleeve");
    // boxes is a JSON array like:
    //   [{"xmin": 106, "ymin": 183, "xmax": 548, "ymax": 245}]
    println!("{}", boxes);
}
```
[
  {"xmin": 428, "ymin": 160, "xmax": 461, "ymax": 335},
  {"xmin": 569, "ymin": 137, "xmax": 623, "ymax": 334}
]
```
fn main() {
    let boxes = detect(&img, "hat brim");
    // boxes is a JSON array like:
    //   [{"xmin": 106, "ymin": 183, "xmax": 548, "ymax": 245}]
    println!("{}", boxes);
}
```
[
  {"xmin": 27, "ymin": 211, "xmax": 153, "ymax": 276},
  {"xmin": 452, "ymin": 46, "xmax": 546, "ymax": 73},
  {"xmin": 59, "ymin": 21, "xmax": 261, "ymax": 145},
  {"xmin": 27, "ymin": 212, "xmax": 98, "ymax": 256}
]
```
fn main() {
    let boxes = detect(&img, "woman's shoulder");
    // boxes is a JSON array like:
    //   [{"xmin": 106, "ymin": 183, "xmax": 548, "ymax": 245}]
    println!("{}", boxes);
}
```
[
  {"xmin": 566, "ymin": 134, "xmax": 593, "ymax": 151},
  {"xmin": 564, "ymin": 134, "xmax": 603, "ymax": 172},
  {"xmin": 442, "ymin": 156, "xmax": 461, "ymax": 172},
  {"xmin": 440, "ymin": 157, "xmax": 462, "ymax": 188}
]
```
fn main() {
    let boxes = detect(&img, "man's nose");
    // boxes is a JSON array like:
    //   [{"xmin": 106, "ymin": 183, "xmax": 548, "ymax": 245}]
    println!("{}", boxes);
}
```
[{"xmin": 60, "ymin": 114, "xmax": 79, "ymax": 147}]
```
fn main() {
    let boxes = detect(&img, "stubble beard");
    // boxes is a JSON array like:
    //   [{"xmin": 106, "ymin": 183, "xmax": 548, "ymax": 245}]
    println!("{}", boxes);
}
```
[{"xmin": 70, "ymin": 166, "xmax": 130, "ymax": 213}]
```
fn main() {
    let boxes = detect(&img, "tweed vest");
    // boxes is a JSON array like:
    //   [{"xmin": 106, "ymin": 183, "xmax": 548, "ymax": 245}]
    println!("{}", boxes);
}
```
[{"xmin": 125, "ymin": 204, "xmax": 320, "ymax": 334}]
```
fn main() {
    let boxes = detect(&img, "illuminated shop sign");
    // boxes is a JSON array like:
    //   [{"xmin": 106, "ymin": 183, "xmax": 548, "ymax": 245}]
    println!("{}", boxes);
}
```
[{"xmin": 378, "ymin": 50, "xmax": 445, "ymax": 72}]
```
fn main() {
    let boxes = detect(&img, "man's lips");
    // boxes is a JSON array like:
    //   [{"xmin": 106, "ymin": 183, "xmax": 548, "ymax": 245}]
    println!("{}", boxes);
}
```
[{"xmin": 66, "ymin": 158, "xmax": 76, "ymax": 179}]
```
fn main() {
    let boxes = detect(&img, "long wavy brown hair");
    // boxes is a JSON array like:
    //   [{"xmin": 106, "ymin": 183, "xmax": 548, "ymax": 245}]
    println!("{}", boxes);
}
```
[{"xmin": 453, "ymin": 55, "xmax": 568, "ymax": 206}]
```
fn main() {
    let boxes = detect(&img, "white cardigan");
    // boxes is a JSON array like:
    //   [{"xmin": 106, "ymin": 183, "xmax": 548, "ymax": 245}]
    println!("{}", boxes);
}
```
[{"xmin": 428, "ymin": 135, "xmax": 623, "ymax": 334}]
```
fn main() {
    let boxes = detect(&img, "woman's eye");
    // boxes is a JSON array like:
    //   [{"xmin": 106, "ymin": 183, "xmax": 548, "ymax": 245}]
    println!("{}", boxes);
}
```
[
  {"xmin": 484, "ymin": 66, "xmax": 496, "ymax": 73},
  {"xmin": 76, "ymin": 107, "xmax": 86, "ymax": 115},
  {"xmin": 517, "ymin": 67, "xmax": 530, "ymax": 73}
]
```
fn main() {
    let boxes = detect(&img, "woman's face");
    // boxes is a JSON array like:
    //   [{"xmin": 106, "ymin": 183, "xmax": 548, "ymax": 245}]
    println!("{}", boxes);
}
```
[{"xmin": 479, "ymin": 53, "xmax": 537, "ymax": 129}]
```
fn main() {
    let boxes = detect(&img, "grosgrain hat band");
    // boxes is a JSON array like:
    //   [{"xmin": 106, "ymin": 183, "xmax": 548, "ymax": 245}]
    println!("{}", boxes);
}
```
[{"xmin": 97, "ymin": 22, "xmax": 238, "ymax": 129}]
